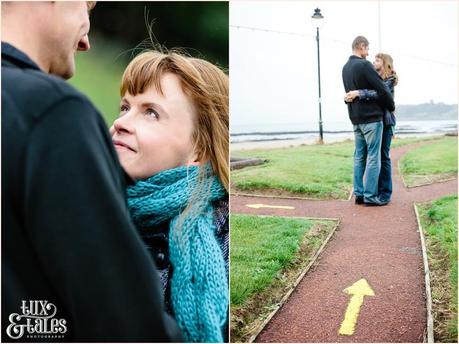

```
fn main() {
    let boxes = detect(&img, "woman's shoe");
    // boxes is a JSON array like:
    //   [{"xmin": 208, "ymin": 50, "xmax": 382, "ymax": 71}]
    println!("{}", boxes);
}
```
[{"xmin": 355, "ymin": 196, "xmax": 364, "ymax": 204}]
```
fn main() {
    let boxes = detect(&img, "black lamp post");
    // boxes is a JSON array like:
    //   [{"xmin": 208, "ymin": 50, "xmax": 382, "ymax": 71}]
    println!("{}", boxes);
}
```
[{"xmin": 311, "ymin": 8, "xmax": 324, "ymax": 144}]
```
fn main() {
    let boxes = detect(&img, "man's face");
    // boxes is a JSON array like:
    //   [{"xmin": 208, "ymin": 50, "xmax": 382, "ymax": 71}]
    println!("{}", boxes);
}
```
[
  {"xmin": 44, "ymin": 2, "xmax": 92, "ymax": 79},
  {"xmin": 359, "ymin": 44, "xmax": 369, "ymax": 59}
]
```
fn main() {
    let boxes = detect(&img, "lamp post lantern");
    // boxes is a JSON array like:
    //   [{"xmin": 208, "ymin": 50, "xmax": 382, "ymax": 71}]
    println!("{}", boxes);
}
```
[{"xmin": 311, "ymin": 8, "xmax": 324, "ymax": 144}]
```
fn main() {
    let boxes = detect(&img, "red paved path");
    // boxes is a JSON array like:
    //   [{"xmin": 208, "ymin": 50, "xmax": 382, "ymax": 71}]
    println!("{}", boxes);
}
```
[{"xmin": 231, "ymin": 141, "xmax": 457, "ymax": 342}]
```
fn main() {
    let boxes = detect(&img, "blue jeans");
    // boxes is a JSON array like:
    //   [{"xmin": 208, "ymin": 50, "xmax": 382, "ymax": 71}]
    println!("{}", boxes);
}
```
[
  {"xmin": 378, "ymin": 125, "xmax": 393, "ymax": 202},
  {"xmin": 353, "ymin": 121, "xmax": 383, "ymax": 204}
]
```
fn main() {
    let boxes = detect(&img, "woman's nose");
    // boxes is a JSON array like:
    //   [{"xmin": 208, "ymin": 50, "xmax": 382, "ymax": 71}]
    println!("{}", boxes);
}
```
[{"xmin": 112, "ymin": 114, "xmax": 135, "ymax": 135}]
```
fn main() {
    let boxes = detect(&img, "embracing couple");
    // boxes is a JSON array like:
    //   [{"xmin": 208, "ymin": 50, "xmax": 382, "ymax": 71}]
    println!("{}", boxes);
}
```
[
  {"xmin": 2, "ymin": 2, "xmax": 228, "ymax": 342},
  {"xmin": 342, "ymin": 36, "xmax": 398, "ymax": 206}
]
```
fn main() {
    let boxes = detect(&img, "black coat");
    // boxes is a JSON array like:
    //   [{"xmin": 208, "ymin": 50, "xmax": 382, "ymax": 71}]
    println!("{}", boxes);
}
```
[
  {"xmin": 342, "ymin": 55, "xmax": 395, "ymax": 125},
  {"xmin": 357, "ymin": 76, "xmax": 397, "ymax": 126},
  {"xmin": 1, "ymin": 42, "xmax": 182, "ymax": 342}
]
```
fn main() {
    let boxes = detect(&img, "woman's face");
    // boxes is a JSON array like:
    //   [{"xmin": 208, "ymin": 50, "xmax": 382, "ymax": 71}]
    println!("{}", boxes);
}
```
[
  {"xmin": 109, "ymin": 73, "xmax": 198, "ymax": 180},
  {"xmin": 373, "ymin": 57, "xmax": 384, "ymax": 73}
]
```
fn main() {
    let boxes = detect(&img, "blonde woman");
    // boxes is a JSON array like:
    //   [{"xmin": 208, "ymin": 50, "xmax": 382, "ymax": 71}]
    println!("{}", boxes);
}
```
[
  {"xmin": 110, "ymin": 51, "xmax": 228, "ymax": 342},
  {"xmin": 345, "ymin": 52, "xmax": 398, "ymax": 203}
]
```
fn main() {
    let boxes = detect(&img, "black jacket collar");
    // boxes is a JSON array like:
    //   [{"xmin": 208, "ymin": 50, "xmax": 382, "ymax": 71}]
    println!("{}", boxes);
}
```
[
  {"xmin": 349, "ymin": 55, "xmax": 364, "ymax": 61},
  {"xmin": 1, "ymin": 41, "xmax": 42, "ymax": 71}
]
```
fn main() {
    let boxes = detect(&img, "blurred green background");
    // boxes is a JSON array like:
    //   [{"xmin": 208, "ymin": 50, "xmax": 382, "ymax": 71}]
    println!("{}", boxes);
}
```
[{"xmin": 69, "ymin": 1, "xmax": 228, "ymax": 126}]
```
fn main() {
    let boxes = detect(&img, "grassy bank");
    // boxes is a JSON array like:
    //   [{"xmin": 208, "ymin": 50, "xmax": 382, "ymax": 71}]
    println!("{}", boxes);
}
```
[
  {"xmin": 400, "ymin": 136, "xmax": 457, "ymax": 187},
  {"xmin": 418, "ymin": 195, "xmax": 458, "ymax": 342},
  {"xmin": 231, "ymin": 136, "xmax": 444, "ymax": 200},
  {"xmin": 231, "ymin": 140, "xmax": 354, "ymax": 199},
  {"xmin": 230, "ymin": 214, "xmax": 337, "ymax": 342}
]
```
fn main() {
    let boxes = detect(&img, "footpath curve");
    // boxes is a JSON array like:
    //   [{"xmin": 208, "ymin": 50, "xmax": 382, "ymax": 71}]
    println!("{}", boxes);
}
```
[{"xmin": 231, "ymin": 141, "xmax": 457, "ymax": 342}]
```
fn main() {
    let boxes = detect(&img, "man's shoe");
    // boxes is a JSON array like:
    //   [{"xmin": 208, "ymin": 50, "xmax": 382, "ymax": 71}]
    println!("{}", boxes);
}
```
[
  {"xmin": 355, "ymin": 196, "xmax": 364, "ymax": 204},
  {"xmin": 364, "ymin": 201, "xmax": 388, "ymax": 207}
]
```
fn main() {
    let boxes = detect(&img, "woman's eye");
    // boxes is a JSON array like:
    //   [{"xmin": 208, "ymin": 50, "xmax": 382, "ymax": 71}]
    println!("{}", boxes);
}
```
[
  {"xmin": 145, "ymin": 108, "xmax": 159, "ymax": 119},
  {"xmin": 120, "ymin": 104, "xmax": 129, "ymax": 113}
]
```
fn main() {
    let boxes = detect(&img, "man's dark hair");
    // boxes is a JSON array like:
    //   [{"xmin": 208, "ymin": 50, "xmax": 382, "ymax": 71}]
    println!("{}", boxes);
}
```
[{"xmin": 352, "ymin": 36, "xmax": 369, "ymax": 50}]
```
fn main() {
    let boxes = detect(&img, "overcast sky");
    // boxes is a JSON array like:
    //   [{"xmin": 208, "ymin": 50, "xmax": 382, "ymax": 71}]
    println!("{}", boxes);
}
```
[{"xmin": 230, "ymin": 0, "xmax": 458, "ymax": 127}]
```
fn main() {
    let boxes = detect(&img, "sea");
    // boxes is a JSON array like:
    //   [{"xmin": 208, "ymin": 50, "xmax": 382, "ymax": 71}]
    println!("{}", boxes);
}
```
[{"xmin": 230, "ymin": 120, "xmax": 458, "ymax": 144}]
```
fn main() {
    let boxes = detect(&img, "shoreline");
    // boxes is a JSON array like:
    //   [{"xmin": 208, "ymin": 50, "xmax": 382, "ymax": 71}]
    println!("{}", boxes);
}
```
[{"xmin": 231, "ymin": 132, "xmax": 447, "ymax": 151}]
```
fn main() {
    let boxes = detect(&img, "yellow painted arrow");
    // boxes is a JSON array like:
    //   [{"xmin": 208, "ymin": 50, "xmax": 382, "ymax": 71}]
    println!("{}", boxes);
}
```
[
  {"xmin": 246, "ymin": 203, "xmax": 295, "ymax": 210},
  {"xmin": 338, "ymin": 278, "xmax": 375, "ymax": 336}
]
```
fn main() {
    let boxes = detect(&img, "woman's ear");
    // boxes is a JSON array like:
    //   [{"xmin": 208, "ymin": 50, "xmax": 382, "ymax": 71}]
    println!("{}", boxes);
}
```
[
  {"xmin": 186, "ymin": 151, "xmax": 202, "ymax": 167},
  {"xmin": 187, "ymin": 160, "xmax": 201, "ymax": 167}
]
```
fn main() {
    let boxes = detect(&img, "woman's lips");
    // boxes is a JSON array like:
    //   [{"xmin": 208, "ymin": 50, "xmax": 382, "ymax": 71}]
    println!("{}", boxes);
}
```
[{"xmin": 112, "ymin": 139, "xmax": 136, "ymax": 152}]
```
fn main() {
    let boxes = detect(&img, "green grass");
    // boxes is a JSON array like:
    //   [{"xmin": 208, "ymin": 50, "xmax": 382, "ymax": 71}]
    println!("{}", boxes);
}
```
[
  {"xmin": 231, "ymin": 136, "xmax": 444, "ymax": 200},
  {"xmin": 230, "ymin": 214, "xmax": 337, "ymax": 342},
  {"xmin": 418, "ymin": 195, "xmax": 458, "ymax": 342},
  {"xmin": 400, "ymin": 136, "xmax": 458, "ymax": 187},
  {"xmin": 230, "ymin": 215, "xmax": 322, "ymax": 306},
  {"xmin": 390, "ymin": 135, "xmax": 443, "ymax": 148},
  {"xmin": 232, "ymin": 141, "xmax": 354, "ymax": 199},
  {"xmin": 69, "ymin": 35, "xmax": 129, "ymax": 126}
]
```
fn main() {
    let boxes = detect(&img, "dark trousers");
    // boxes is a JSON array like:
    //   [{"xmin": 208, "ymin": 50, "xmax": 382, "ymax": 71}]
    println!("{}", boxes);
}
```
[{"xmin": 378, "ymin": 125, "xmax": 393, "ymax": 202}]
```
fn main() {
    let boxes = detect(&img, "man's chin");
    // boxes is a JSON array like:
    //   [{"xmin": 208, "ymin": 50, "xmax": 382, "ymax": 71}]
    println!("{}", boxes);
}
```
[
  {"xmin": 61, "ymin": 66, "xmax": 75, "ymax": 80},
  {"xmin": 50, "ymin": 62, "xmax": 75, "ymax": 80}
]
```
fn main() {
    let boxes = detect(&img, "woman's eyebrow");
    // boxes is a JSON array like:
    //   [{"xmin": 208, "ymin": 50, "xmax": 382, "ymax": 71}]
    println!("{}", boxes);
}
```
[{"xmin": 141, "ymin": 102, "xmax": 169, "ymax": 116}]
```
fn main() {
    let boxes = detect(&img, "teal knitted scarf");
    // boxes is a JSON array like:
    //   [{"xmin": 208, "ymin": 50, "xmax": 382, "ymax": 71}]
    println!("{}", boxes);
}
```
[{"xmin": 126, "ymin": 165, "xmax": 228, "ymax": 343}]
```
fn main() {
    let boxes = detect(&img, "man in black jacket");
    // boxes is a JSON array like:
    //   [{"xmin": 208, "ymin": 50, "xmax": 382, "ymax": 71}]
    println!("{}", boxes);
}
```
[
  {"xmin": 342, "ymin": 36, "xmax": 395, "ymax": 206},
  {"xmin": 1, "ymin": 2, "xmax": 182, "ymax": 342}
]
